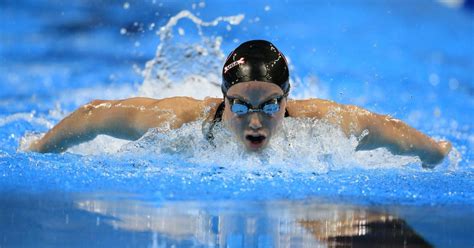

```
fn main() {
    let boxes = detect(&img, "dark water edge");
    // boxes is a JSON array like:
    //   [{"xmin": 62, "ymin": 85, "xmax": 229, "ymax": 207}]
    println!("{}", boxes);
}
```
[{"xmin": 1, "ymin": 191, "xmax": 473, "ymax": 248}]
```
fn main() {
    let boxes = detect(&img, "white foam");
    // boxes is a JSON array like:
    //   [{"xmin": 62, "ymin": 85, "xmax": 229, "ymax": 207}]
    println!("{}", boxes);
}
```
[
  {"xmin": 67, "ymin": 135, "xmax": 130, "ymax": 155},
  {"xmin": 109, "ymin": 118, "xmax": 422, "ymax": 171},
  {"xmin": 0, "ymin": 112, "xmax": 53, "ymax": 128},
  {"xmin": 18, "ymin": 132, "xmax": 45, "ymax": 152}
]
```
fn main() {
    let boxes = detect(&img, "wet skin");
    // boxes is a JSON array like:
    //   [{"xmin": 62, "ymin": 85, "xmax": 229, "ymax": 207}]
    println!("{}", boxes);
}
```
[{"xmin": 222, "ymin": 81, "xmax": 287, "ymax": 151}]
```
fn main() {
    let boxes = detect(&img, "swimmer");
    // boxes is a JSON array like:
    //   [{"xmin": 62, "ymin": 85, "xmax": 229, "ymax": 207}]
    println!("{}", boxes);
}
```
[{"xmin": 28, "ymin": 40, "xmax": 451, "ymax": 167}]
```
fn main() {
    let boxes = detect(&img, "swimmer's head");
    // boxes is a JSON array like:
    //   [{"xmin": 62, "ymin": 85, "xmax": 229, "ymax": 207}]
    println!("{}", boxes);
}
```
[
  {"xmin": 221, "ymin": 40, "xmax": 289, "ymax": 151},
  {"xmin": 221, "ymin": 40, "xmax": 290, "ymax": 96}
]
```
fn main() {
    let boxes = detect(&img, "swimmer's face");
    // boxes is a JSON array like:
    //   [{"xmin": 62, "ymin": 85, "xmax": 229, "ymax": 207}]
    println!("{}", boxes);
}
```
[{"xmin": 223, "ymin": 81, "xmax": 287, "ymax": 151}]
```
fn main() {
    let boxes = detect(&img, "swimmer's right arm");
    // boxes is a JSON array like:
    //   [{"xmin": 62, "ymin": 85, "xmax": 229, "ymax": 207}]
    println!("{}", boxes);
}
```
[{"xmin": 29, "ymin": 97, "xmax": 221, "ymax": 153}]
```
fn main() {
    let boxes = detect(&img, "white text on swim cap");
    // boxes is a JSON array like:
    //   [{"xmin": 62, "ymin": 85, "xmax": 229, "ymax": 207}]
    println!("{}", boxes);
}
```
[{"xmin": 224, "ymin": 57, "xmax": 245, "ymax": 73}]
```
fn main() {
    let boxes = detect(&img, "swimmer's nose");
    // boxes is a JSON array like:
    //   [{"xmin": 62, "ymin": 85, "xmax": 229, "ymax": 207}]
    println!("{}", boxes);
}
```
[{"xmin": 248, "ymin": 113, "xmax": 263, "ymax": 130}]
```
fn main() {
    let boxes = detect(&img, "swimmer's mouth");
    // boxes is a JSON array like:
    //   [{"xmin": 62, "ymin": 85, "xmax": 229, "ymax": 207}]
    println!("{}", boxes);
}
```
[{"xmin": 245, "ymin": 134, "xmax": 266, "ymax": 145}]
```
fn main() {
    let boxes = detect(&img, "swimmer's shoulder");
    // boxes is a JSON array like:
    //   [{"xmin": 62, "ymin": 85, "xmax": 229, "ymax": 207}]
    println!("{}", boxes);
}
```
[
  {"xmin": 201, "ymin": 97, "xmax": 224, "ymax": 119},
  {"xmin": 286, "ymin": 98, "xmax": 341, "ymax": 118},
  {"xmin": 202, "ymin": 97, "xmax": 224, "ymax": 107},
  {"xmin": 115, "ymin": 96, "xmax": 219, "ymax": 119},
  {"xmin": 148, "ymin": 96, "xmax": 223, "ymax": 121},
  {"xmin": 110, "ymin": 96, "xmax": 201, "ymax": 106},
  {"xmin": 120, "ymin": 96, "xmax": 208, "ymax": 109}
]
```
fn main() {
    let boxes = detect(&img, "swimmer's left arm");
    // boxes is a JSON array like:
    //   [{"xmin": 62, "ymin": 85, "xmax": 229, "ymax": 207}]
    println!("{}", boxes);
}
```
[
  {"xmin": 287, "ymin": 99, "xmax": 451, "ymax": 167},
  {"xmin": 343, "ymin": 105, "xmax": 451, "ymax": 167}
]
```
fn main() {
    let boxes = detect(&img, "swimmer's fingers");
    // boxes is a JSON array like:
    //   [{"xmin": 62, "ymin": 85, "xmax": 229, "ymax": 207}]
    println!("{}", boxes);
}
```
[
  {"xmin": 438, "ymin": 140, "xmax": 452, "ymax": 156},
  {"xmin": 27, "ymin": 136, "xmax": 65, "ymax": 153},
  {"xmin": 27, "ymin": 140, "xmax": 40, "ymax": 152},
  {"xmin": 26, "ymin": 135, "xmax": 45, "ymax": 152},
  {"xmin": 421, "ymin": 140, "xmax": 452, "ymax": 169}
]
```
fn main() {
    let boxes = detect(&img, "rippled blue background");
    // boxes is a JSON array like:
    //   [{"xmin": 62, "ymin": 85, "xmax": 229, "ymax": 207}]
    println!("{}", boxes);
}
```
[{"xmin": 1, "ymin": 0, "xmax": 474, "ymax": 247}]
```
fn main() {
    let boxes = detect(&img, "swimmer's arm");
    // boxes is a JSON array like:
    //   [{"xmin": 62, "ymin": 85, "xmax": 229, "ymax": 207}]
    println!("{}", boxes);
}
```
[
  {"xmin": 287, "ymin": 99, "xmax": 451, "ymax": 167},
  {"xmin": 29, "ymin": 97, "xmax": 219, "ymax": 153},
  {"xmin": 343, "ymin": 105, "xmax": 451, "ymax": 167}
]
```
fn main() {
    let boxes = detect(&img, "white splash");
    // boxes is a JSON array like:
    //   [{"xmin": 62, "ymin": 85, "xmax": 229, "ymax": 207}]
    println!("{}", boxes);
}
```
[
  {"xmin": 139, "ymin": 10, "xmax": 245, "ymax": 99},
  {"xmin": 68, "ymin": 135, "xmax": 130, "ymax": 155},
  {"xmin": 112, "ymin": 118, "xmax": 421, "ymax": 172},
  {"xmin": 0, "ymin": 112, "xmax": 53, "ymax": 128},
  {"xmin": 18, "ymin": 132, "xmax": 45, "ymax": 152}
]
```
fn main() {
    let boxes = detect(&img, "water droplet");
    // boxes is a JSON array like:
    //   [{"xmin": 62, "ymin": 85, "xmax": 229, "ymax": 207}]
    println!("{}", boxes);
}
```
[
  {"xmin": 449, "ymin": 78, "xmax": 459, "ymax": 90},
  {"xmin": 429, "ymin": 73, "xmax": 440, "ymax": 86}
]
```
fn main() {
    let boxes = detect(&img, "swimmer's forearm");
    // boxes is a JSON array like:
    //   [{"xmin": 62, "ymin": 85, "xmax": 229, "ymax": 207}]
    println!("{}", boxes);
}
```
[
  {"xmin": 29, "ymin": 111, "xmax": 99, "ymax": 153},
  {"xmin": 356, "ymin": 113, "xmax": 451, "ymax": 166},
  {"xmin": 29, "ymin": 100, "xmax": 146, "ymax": 153},
  {"xmin": 29, "ymin": 118, "xmax": 99, "ymax": 153}
]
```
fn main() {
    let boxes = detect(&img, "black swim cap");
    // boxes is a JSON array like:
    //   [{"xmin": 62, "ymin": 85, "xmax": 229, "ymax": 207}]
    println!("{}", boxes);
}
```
[{"xmin": 222, "ymin": 40, "xmax": 290, "ymax": 95}]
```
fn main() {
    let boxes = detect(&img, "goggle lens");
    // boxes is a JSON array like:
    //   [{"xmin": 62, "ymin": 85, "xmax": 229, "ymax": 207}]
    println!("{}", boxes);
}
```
[
  {"xmin": 231, "ymin": 103, "xmax": 249, "ymax": 115},
  {"xmin": 230, "ymin": 98, "xmax": 282, "ymax": 116},
  {"xmin": 262, "ymin": 103, "xmax": 280, "ymax": 114}
]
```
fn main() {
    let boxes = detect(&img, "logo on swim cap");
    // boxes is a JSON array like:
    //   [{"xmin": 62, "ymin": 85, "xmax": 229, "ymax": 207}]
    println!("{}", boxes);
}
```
[{"xmin": 223, "ymin": 57, "xmax": 245, "ymax": 74}]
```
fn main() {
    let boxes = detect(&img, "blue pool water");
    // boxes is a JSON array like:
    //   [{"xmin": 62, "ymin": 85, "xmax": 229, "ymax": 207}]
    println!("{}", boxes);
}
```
[{"xmin": 1, "ymin": 0, "xmax": 474, "ymax": 247}]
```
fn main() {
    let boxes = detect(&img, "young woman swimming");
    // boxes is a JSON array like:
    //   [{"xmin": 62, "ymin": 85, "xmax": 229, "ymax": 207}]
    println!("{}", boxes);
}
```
[{"xmin": 28, "ymin": 40, "xmax": 451, "ymax": 167}]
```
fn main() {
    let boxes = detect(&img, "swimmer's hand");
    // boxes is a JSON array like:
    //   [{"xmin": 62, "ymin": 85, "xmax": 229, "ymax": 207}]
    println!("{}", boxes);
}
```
[
  {"xmin": 420, "ymin": 140, "xmax": 452, "ymax": 168},
  {"xmin": 28, "ymin": 138, "xmax": 46, "ymax": 153}
]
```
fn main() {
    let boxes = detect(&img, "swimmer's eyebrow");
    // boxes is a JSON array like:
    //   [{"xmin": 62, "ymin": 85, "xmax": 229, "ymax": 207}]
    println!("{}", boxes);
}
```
[
  {"xmin": 226, "ymin": 95, "xmax": 249, "ymax": 103},
  {"xmin": 261, "ymin": 93, "xmax": 283, "ymax": 103},
  {"xmin": 227, "ymin": 93, "xmax": 283, "ymax": 105}
]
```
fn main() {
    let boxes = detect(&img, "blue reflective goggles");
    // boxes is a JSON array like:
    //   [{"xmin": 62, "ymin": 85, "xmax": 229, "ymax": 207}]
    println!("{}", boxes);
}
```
[{"xmin": 227, "ymin": 95, "xmax": 285, "ymax": 116}]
